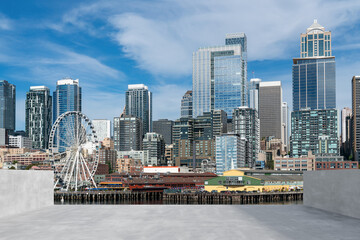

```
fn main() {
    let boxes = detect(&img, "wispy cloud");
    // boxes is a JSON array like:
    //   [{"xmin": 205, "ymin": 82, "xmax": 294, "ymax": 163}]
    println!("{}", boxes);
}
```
[{"xmin": 0, "ymin": 13, "xmax": 12, "ymax": 30}]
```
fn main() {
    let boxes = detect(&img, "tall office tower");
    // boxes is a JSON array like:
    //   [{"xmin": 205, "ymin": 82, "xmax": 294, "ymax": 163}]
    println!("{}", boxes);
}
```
[
  {"xmin": 113, "ymin": 115, "xmax": 142, "ymax": 151},
  {"xmin": 53, "ymin": 78, "xmax": 81, "ymax": 121},
  {"xmin": 143, "ymin": 132, "xmax": 166, "ymax": 166},
  {"xmin": 215, "ymin": 134, "xmax": 246, "ymax": 175},
  {"xmin": 0, "ymin": 80, "xmax": 16, "ymax": 133},
  {"xmin": 181, "ymin": 90, "xmax": 193, "ymax": 118},
  {"xmin": 125, "ymin": 84, "xmax": 152, "ymax": 135},
  {"xmin": 249, "ymin": 78, "xmax": 261, "ymax": 111},
  {"xmin": 281, "ymin": 102, "xmax": 289, "ymax": 149},
  {"xmin": 92, "ymin": 119, "xmax": 111, "ymax": 142},
  {"xmin": 53, "ymin": 78, "xmax": 81, "ymax": 152},
  {"xmin": 232, "ymin": 107, "xmax": 260, "ymax": 168},
  {"xmin": 341, "ymin": 107, "xmax": 352, "ymax": 144},
  {"xmin": 290, "ymin": 109, "xmax": 338, "ymax": 157},
  {"xmin": 291, "ymin": 21, "xmax": 338, "ymax": 157},
  {"xmin": 25, "ymin": 86, "xmax": 52, "ymax": 149},
  {"xmin": 293, "ymin": 20, "xmax": 335, "ymax": 111},
  {"xmin": 212, "ymin": 110, "xmax": 228, "ymax": 137},
  {"xmin": 259, "ymin": 81, "xmax": 282, "ymax": 140},
  {"xmin": 193, "ymin": 33, "xmax": 247, "ymax": 118},
  {"xmin": 153, "ymin": 119, "xmax": 173, "ymax": 145},
  {"xmin": 172, "ymin": 117, "xmax": 194, "ymax": 166},
  {"xmin": 352, "ymin": 76, "xmax": 360, "ymax": 161}
]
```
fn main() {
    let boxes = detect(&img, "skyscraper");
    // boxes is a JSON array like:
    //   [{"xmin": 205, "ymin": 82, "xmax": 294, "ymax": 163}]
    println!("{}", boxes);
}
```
[
  {"xmin": 232, "ymin": 107, "xmax": 260, "ymax": 168},
  {"xmin": 181, "ymin": 90, "xmax": 193, "ymax": 118},
  {"xmin": 352, "ymin": 76, "xmax": 360, "ymax": 161},
  {"xmin": 92, "ymin": 119, "xmax": 111, "ymax": 142},
  {"xmin": 125, "ymin": 84, "xmax": 152, "ymax": 134},
  {"xmin": 0, "ymin": 80, "xmax": 16, "ymax": 133},
  {"xmin": 249, "ymin": 78, "xmax": 261, "ymax": 111},
  {"xmin": 341, "ymin": 107, "xmax": 352, "ymax": 144},
  {"xmin": 143, "ymin": 132, "xmax": 165, "ymax": 166},
  {"xmin": 293, "ymin": 20, "xmax": 335, "ymax": 111},
  {"xmin": 193, "ymin": 33, "xmax": 247, "ymax": 118},
  {"xmin": 290, "ymin": 20, "xmax": 338, "ymax": 157},
  {"xmin": 53, "ymin": 78, "xmax": 81, "ymax": 121},
  {"xmin": 25, "ymin": 86, "xmax": 52, "ymax": 149},
  {"xmin": 113, "ymin": 115, "xmax": 142, "ymax": 151},
  {"xmin": 290, "ymin": 109, "xmax": 338, "ymax": 157},
  {"xmin": 215, "ymin": 134, "xmax": 246, "ymax": 175},
  {"xmin": 281, "ymin": 102, "xmax": 289, "ymax": 149},
  {"xmin": 259, "ymin": 81, "xmax": 282, "ymax": 140},
  {"xmin": 53, "ymin": 78, "xmax": 81, "ymax": 152},
  {"xmin": 340, "ymin": 107, "xmax": 352, "ymax": 159},
  {"xmin": 153, "ymin": 119, "xmax": 173, "ymax": 145}
]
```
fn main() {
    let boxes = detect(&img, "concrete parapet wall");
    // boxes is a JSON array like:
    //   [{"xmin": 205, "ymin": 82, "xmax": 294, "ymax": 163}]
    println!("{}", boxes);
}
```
[
  {"xmin": 304, "ymin": 170, "xmax": 360, "ymax": 219},
  {"xmin": 0, "ymin": 170, "xmax": 53, "ymax": 218}
]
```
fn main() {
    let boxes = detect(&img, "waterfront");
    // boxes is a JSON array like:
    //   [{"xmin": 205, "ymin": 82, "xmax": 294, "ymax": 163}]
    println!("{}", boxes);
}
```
[{"xmin": 55, "ymin": 191, "xmax": 303, "ymax": 205}]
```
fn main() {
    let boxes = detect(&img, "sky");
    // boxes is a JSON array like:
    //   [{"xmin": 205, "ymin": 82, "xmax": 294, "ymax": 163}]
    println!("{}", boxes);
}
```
[{"xmin": 1, "ymin": 0, "xmax": 360, "ymax": 131}]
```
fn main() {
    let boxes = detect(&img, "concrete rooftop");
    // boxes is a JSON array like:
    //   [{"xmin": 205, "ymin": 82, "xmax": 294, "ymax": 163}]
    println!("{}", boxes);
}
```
[{"xmin": 0, "ymin": 205, "xmax": 359, "ymax": 240}]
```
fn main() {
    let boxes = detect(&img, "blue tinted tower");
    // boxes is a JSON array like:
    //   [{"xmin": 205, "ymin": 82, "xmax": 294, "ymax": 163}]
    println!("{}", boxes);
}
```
[{"xmin": 0, "ymin": 80, "xmax": 16, "ymax": 133}]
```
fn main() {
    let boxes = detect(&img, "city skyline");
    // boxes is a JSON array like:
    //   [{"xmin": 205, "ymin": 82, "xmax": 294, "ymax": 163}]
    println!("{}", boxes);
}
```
[{"xmin": 1, "ymin": 1, "xmax": 360, "ymax": 130}]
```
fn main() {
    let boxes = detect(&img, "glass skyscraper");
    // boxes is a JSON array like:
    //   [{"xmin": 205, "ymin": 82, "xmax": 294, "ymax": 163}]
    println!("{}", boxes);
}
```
[
  {"xmin": 248, "ymin": 78, "xmax": 261, "ymax": 112},
  {"xmin": 193, "ymin": 33, "xmax": 247, "ymax": 118},
  {"xmin": 181, "ymin": 90, "xmax": 192, "ymax": 118},
  {"xmin": 292, "ymin": 20, "xmax": 335, "ymax": 111},
  {"xmin": 53, "ymin": 78, "xmax": 82, "ymax": 152},
  {"xmin": 25, "ymin": 86, "xmax": 52, "ymax": 149},
  {"xmin": 0, "ymin": 80, "xmax": 16, "ymax": 132},
  {"xmin": 291, "ymin": 20, "xmax": 338, "ymax": 157},
  {"xmin": 125, "ymin": 84, "xmax": 152, "ymax": 135}
]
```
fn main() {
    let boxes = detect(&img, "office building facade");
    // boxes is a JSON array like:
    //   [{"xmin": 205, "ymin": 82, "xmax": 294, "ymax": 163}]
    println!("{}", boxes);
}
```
[
  {"xmin": 153, "ymin": 119, "xmax": 173, "ymax": 145},
  {"xmin": 232, "ymin": 107, "xmax": 260, "ymax": 168},
  {"xmin": 181, "ymin": 90, "xmax": 193, "ymax": 118},
  {"xmin": 281, "ymin": 102, "xmax": 289, "ymax": 148},
  {"xmin": 259, "ymin": 81, "xmax": 282, "ymax": 139},
  {"xmin": 143, "ymin": 132, "xmax": 166, "ymax": 166},
  {"xmin": 352, "ymin": 76, "xmax": 360, "ymax": 161},
  {"xmin": 193, "ymin": 33, "xmax": 247, "ymax": 118},
  {"xmin": 25, "ymin": 86, "xmax": 52, "ymax": 149},
  {"xmin": 0, "ymin": 80, "xmax": 16, "ymax": 132},
  {"xmin": 113, "ymin": 115, "xmax": 142, "ymax": 152},
  {"xmin": 216, "ymin": 134, "xmax": 246, "ymax": 175},
  {"xmin": 92, "ymin": 119, "xmax": 111, "ymax": 142},
  {"xmin": 125, "ymin": 84, "xmax": 152, "ymax": 134},
  {"xmin": 249, "ymin": 78, "xmax": 261, "ymax": 112},
  {"xmin": 290, "ymin": 109, "xmax": 338, "ymax": 157}
]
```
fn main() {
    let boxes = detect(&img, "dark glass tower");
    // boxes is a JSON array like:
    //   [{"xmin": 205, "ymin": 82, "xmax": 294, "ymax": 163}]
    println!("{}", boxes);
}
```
[
  {"xmin": 26, "ymin": 86, "xmax": 52, "ymax": 149},
  {"xmin": 0, "ymin": 80, "xmax": 16, "ymax": 133}
]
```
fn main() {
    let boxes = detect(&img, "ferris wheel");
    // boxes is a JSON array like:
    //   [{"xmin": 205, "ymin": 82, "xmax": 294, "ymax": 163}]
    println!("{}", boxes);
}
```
[{"xmin": 49, "ymin": 111, "xmax": 99, "ymax": 191}]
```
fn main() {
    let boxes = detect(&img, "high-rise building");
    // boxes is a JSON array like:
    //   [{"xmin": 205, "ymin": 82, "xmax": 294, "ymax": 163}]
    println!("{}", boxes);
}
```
[
  {"xmin": 53, "ymin": 78, "xmax": 81, "ymax": 121},
  {"xmin": 352, "ymin": 76, "xmax": 360, "ymax": 161},
  {"xmin": 281, "ymin": 102, "xmax": 289, "ymax": 149},
  {"xmin": 153, "ymin": 119, "xmax": 173, "ymax": 145},
  {"xmin": 215, "ymin": 134, "xmax": 246, "ymax": 175},
  {"xmin": 193, "ymin": 33, "xmax": 247, "ymax": 118},
  {"xmin": 113, "ymin": 115, "xmax": 142, "ymax": 151},
  {"xmin": 232, "ymin": 107, "xmax": 260, "ymax": 168},
  {"xmin": 341, "ymin": 107, "xmax": 352, "ymax": 144},
  {"xmin": 143, "ymin": 132, "xmax": 166, "ymax": 166},
  {"xmin": 92, "ymin": 119, "xmax": 111, "ymax": 142},
  {"xmin": 290, "ymin": 109, "xmax": 338, "ymax": 157},
  {"xmin": 0, "ymin": 80, "xmax": 16, "ymax": 133},
  {"xmin": 293, "ymin": 20, "xmax": 335, "ymax": 111},
  {"xmin": 290, "ymin": 20, "xmax": 338, "ymax": 158},
  {"xmin": 125, "ymin": 84, "xmax": 152, "ymax": 135},
  {"xmin": 212, "ymin": 110, "xmax": 227, "ymax": 137},
  {"xmin": 53, "ymin": 78, "xmax": 81, "ymax": 152},
  {"xmin": 259, "ymin": 81, "xmax": 282, "ymax": 140},
  {"xmin": 181, "ymin": 90, "xmax": 192, "ymax": 118},
  {"xmin": 249, "ymin": 78, "xmax": 261, "ymax": 111},
  {"xmin": 25, "ymin": 86, "xmax": 52, "ymax": 149}
]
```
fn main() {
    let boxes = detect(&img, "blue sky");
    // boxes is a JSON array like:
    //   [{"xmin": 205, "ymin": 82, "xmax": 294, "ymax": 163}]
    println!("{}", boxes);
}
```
[{"xmin": 1, "ymin": 0, "xmax": 360, "ymax": 130}]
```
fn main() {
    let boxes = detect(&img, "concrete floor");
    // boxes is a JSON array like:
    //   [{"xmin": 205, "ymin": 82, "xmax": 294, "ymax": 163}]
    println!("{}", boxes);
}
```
[{"xmin": 0, "ymin": 205, "xmax": 359, "ymax": 240}]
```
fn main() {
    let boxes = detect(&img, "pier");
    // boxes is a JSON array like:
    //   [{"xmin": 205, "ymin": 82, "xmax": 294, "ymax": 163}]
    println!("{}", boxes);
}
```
[{"xmin": 54, "ymin": 191, "xmax": 303, "ymax": 204}]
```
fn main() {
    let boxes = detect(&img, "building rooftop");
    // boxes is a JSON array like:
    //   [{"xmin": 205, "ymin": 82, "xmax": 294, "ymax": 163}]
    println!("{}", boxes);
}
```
[
  {"xmin": 1, "ymin": 205, "xmax": 359, "ymax": 239},
  {"xmin": 128, "ymin": 84, "xmax": 148, "ymax": 90},
  {"xmin": 306, "ymin": 19, "xmax": 326, "ymax": 34},
  {"xmin": 57, "ymin": 78, "xmax": 79, "ymax": 85}
]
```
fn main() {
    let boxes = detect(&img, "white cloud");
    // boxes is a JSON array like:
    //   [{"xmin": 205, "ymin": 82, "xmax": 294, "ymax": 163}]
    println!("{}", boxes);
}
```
[
  {"xmin": 106, "ymin": 0, "xmax": 360, "ymax": 76},
  {"xmin": 0, "ymin": 13, "xmax": 11, "ymax": 30}
]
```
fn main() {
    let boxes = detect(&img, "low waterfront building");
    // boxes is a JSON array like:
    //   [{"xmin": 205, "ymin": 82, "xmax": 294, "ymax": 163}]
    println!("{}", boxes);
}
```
[
  {"xmin": 204, "ymin": 169, "xmax": 303, "ymax": 192},
  {"xmin": 143, "ymin": 132, "xmax": 165, "ymax": 166},
  {"xmin": 274, "ymin": 153, "xmax": 315, "ymax": 171},
  {"xmin": 3, "ymin": 151, "xmax": 51, "ymax": 167},
  {"xmin": 117, "ymin": 149, "xmax": 150, "ymax": 166},
  {"xmin": 315, "ymin": 155, "xmax": 358, "ymax": 170},
  {"xmin": 8, "ymin": 135, "xmax": 32, "ymax": 149},
  {"xmin": 116, "ymin": 156, "xmax": 143, "ymax": 174},
  {"xmin": 143, "ymin": 166, "xmax": 189, "ymax": 173}
]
